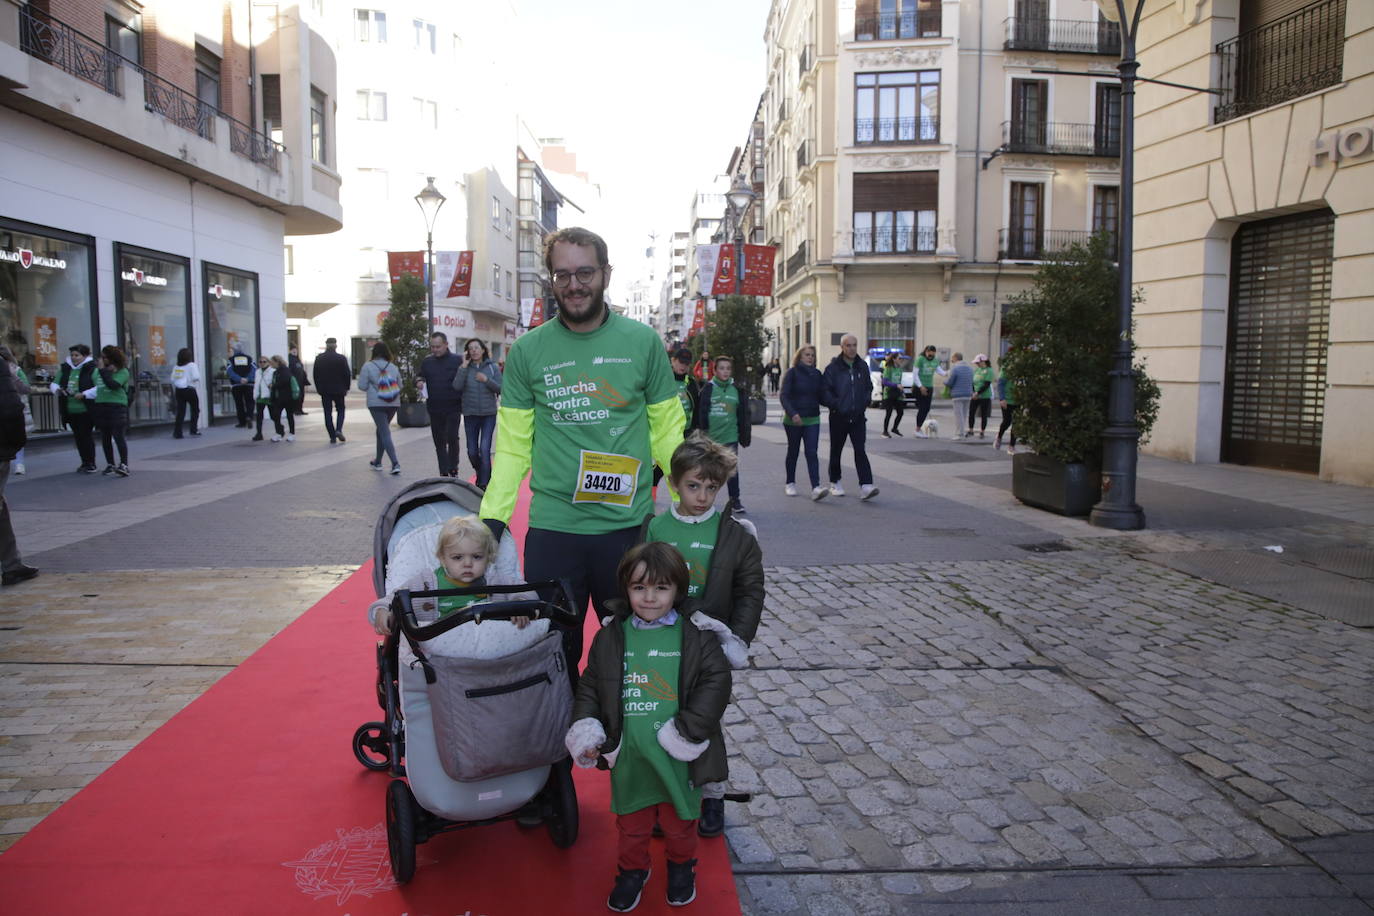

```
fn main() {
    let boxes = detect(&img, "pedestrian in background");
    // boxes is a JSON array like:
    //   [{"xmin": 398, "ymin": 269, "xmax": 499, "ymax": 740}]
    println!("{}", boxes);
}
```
[
  {"xmin": 91, "ymin": 345, "xmax": 131, "ymax": 476},
  {"xmin": 51, "ymin": 344, "xmax": 98, "ymax": 472},
  {"xmin": 251, "ymin": 356, "xmax": 272, "ymax": 441},
  {"xmin": 968, "ymin": 354, "xmax": 994, "ymax": 438},
  {"xmin": 821, "ymin": 334, "xmax": 878, "ymax": 501},
  {"xmin": 946, "ymin": 352, "xmax": 974, "ymax": 440},
  {"xmin": 693, "ymin": 356, "xmax": 751, "ymax": 515},
  {"xmin": 288, "ymin": 346, "xmax": 308, "ymax": 416},
  {"xmin": 226, "ymin": 344, "xmax": 255, "ymax": 428},
  {"xmin": 357, "ymin": 341, "xmax": 401, "ymax": 475},
  {"xmin": 913, "ymin": 344, "xmax": 944, "ymax": 438},
  {"xmin": 268, "ymin": 355, "xmax": 297, "ymax": 442},
  {"xmin": 995, "ymin": 370, "xmax": 1019, "ymax": 456},
  {"xmin": 0, "ymin": 357, "xmax": 37, "ymax": 587},
  {"xmin": 780, "ymin": 344, "xmax": 827, "ymax": 500},
  {"xmin": 418, "ymin": 332, "xmax": 463, "ymax": 477},
  {"xmin": 0, "ymin": 346, "xmax": 31, "ymax": 475},
  {"xmin": 453, "ymin": 337, "xmax": 502, "ymax": 489},
  {"xmin": 767, "ymin": 358, "xmax": 781, "ymax": 394},
  {"xmin": 880, "ymin": 352, "xmax": 905, "ymax": 438},
  {"xmin": 170, "ymin": 347, "xmax": 201, "ymax": 439},
  {"xmin": 312, "ymin": 337, "xmax": 352, "ymax": 444}
]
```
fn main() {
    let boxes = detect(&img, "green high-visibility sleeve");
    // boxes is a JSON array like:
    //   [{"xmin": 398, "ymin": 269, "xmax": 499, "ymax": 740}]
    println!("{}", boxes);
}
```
[{"xmin": 478, "ymin": 405, "xmax": 534, "ymax": 524}]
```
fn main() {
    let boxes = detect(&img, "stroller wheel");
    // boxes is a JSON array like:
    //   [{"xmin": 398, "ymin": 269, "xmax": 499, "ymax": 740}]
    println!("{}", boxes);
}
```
[
  {"xmin": 352, "ymin": 722, "xmax": 391, "ymax": 771},
  {"xmin": 544, "ymin": 760, "xmax": 579, "ymax": 849},
  {"xmin": 386, "ymin": 779, "xmax": 417, "ymax": 883}
]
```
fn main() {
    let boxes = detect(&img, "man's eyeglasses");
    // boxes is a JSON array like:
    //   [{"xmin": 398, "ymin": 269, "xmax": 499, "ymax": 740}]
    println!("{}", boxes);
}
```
[{"xmin": 550, "ymin": 266, "xmax": 601, "ymax": 288}]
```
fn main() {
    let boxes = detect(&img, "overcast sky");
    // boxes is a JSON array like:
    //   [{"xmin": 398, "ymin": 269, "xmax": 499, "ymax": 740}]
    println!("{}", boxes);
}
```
[{"xmin": 511, "ymin": 0, "xmax": 772, "ymax": 301}]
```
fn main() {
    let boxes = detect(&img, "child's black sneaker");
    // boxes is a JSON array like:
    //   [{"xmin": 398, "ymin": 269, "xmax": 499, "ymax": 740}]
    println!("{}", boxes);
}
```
[
  {"xmin": 607, "ymin": 867, "xmax": 649, "ymax": 912},
  {"xmin": 698, "ymin": 797, "xmax": 724, "ymax": 837},
  {"xmin": 101, "ymin": 465, "xmax": 116, "ymax": 476},
  {"xmin": 666, "ymin": 858, "xmax": 698, "ymax": 906}
]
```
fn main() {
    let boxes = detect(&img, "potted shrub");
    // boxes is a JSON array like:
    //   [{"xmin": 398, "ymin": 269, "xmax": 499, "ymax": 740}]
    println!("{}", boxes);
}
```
[
  {"xmin": 698, "ymin": 294, "xmax": 773, "ymax": 424},
  {"xmin": 378, "ymin": 273, "xmax": 431, "ymax": 428},
  {"xmin": 1000, "ymin": 232, "xmax": 1160, "ymax": 516}
]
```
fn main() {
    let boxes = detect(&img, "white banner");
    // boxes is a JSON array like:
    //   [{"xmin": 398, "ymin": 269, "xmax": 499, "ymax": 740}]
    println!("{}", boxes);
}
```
[
  {"xmin": 695, "ymin": 244, "xmax": 721, "ymax": 296},
  {"xmin": 433, "ymin": 251, "xmax": 468, "ymax": 301}
]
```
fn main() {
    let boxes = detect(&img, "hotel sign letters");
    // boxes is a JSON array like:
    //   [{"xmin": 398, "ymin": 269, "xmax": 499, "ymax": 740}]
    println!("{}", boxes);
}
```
[{"xmin": 1312, "ymin": 126, "xmax": 1373, "ymax": 167}]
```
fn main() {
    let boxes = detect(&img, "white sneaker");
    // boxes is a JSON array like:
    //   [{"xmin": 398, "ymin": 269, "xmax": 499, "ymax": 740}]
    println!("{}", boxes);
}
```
[
  {"xmin": 12, "ymin": 463, "xmax": 24, "ymax": 476},
  {"xmin": 829, "ymin": 482, "xmax": 845, "ymax": 497},
  {"xmin": 1006, "ymin": 444, "xmax": 1016, "ymax": 455},
  {"xmin": 916, "ymin": 431, "xmax": 929, "ymax": 439},
  {"xmin": 860, "ymin": 484, "xmax": 879, "ymax": 501},
  {"xmin": 285, "ymin": 433, "xmax": 296, "ymax": 442},
  {"xmin": 785, "ymin": 482, "xmax": 797, "ymax": 497},
  {"xmin": 270, "ymin": 434, "xmax": 282, "ymax": 442},
  {"xmin": 811, "ymin": 485, "xmax": 829, "ymax": 501}
]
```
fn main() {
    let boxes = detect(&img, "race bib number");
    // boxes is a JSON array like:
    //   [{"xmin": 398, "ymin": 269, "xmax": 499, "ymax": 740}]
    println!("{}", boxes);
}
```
[{"xmin": 573, "ymin": 450, "xmax": 641, "ymax": 507}]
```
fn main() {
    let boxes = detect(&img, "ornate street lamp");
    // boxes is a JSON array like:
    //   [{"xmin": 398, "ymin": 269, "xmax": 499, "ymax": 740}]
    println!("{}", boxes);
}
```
[
  {"xmin": 1089, "ymin": 0, "xmax": 1146, "ymax": 530},
  {"xmin": 725, "ymin": 175, "xmax": 757, "ymax": 293},
  {"xmin": 414, "ymin": 176, "xmax": 446, "ymax": 332}
]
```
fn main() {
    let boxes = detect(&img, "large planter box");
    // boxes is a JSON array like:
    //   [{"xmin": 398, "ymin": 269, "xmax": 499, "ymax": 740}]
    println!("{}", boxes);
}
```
[
  {"xmin": 396, "ymin": 401, "xmax": 430, "ymax": 428},
  {"xmin": 1012, "ymin": 452, "xmax": 1101, "ymax": 517}
]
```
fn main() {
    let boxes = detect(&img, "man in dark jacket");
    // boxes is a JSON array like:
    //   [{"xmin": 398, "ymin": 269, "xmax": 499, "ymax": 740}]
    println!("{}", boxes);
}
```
[
  {"xmin": 226, "ymin": 345, "xmax": 256, "ymax": 427},
  {"xmin": 418, "ymin": 332, "xmax": 464, "ymax": 476},
  {"xmin": 821, "ymin": 334, "xmax": 879, "ymax": 501},
  {"xmin": 0, "ymin": 359, "xmax": 37, "ymax": 586},
  {"xmin": 693, "ymin": 356, "xmax": 752, "ymax": 514},
  {"xmin": 50, "ymin": 344, "xmax": 98, "ymax": 472},
  {"xmin": 311, "ymin": 337, "xmax": 352, "ymax": 444}
]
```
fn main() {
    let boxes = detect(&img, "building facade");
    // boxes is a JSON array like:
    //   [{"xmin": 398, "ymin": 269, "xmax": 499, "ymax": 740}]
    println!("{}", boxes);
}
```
[
  {"xmin": 1132, "ymin": 0, "xmax": 1370, "ymax": 486},
  {"xmin": 1, "ymin": 0, "xmax": 341, "ymax": 432},
  {"xmin": 763, "ymin": 0, "xmax": 1122, "ymax": 369}
]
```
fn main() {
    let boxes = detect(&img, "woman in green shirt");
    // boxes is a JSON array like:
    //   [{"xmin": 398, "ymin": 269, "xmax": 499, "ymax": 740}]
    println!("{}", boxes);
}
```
[
  {"xmin": 969, "ymin": 354, "xmax": 995, "ymax": 438},
  {"xmin": 880, "ymin": 352, "xmax": 905, "ymax": 438},
  {"xmin": 91, "ymin": 345, "xmax": 131, "ymax": 476}
]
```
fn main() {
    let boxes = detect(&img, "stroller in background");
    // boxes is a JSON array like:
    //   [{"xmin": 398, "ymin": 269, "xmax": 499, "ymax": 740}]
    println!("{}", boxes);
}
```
[{"xmin": 351, "ymin": 478, "xmax": 580, "ymax": 883}]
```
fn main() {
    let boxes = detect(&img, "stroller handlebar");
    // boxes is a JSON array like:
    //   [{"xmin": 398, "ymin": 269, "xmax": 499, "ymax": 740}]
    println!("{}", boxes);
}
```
[{"xmin": 393, "ymin": 578, "xmax": 580, "ymax": 640}]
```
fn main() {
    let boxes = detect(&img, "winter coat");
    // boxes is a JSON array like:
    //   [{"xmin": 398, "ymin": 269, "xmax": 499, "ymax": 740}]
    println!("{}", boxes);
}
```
[
  {"xmin": 637, "ymin": 504, "xmax": 764, "ymax": 644},
  {"xmin": 418, "ymin": 351, "xmax": 463, "ymax": 409},
  {"xmin": 946, "ymin": 362, "xmax": 973, "ymax": 398},
  {"xmin": 357, "ymin": 359, "xmax": 402, "ymax": 408},
  {"xmin": 452, "ymin": 358, "xmax": 502, "ymax": 416},
  {"xmin": 780, "ymin": 364, "xmax": 825, "ymax": 421},
  {"xmin": 270, "ymin": 364, "xmax": 295, "ymax": 402},
  {"xmin": 0, "ymin": 360, "xmax": 26, "ymax": 461},
  {"xmin": 311, "ymin": 349, "xmax": 352, "ymax": 396},
  {"xmin": 822, "ymin": 354, "xmax": 873, "ymax": 417},
  {"xmin": 572, "ymin": 603, "xmax": 732, "ymax": 787},
  {"xmin": 254, "ymin": 367, "xmax": 274, "ymax": 403},
  {"xmin": 693, "ymin": 378, "xmax": 752, "ymax": 447}
]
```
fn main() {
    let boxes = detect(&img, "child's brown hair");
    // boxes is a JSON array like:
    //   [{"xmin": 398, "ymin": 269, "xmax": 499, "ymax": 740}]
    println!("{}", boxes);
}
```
[
  {"xmin": 669, "ymin": 431, "xmax": 738, "ymax": 485},
  {"xmin": 617, "ymin": 541, "xmax": 690, "ymax": 602}
]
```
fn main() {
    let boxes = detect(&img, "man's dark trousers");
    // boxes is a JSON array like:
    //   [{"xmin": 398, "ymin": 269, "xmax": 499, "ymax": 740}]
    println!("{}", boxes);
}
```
[
  {"xmin": 428, "ymin": 404, "xmax": 462, "ymax": 476},
  {"xmin": 828, "ymin": 412, "xmax": 873, "ymax": 485},
  {"xmin": 232, "ymin": 385, "xmax": 254, "ymax": 426},
  {"xmin": 321, "ymin": 393, "xmax": 346, "ymax": 440}
]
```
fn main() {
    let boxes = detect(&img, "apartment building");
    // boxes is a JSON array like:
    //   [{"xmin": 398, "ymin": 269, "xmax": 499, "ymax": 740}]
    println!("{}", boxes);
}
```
[
  {"xmin": 1130, "ymin": 0, "xmax": 1369, "ymax": 486},
  {"xmin": 763, "ymin": 0, "xmax": 1122, "ymax": 367},
  {"xmin": 1, "ymin": 0, "xmax": 341, "ymax": 432},
  {"xmin": 662, "ymin": 230, "xmax": 689, "ymax": 341}
]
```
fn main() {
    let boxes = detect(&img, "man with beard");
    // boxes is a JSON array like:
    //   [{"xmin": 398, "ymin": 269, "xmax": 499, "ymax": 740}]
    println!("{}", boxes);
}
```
[
  {"xmin": 417, "ymin": 332, "xmax": 464, "ymax": 476},
  {"xmin": 479, "ymin": 227, "xmax": 680, "ymax": 684}
]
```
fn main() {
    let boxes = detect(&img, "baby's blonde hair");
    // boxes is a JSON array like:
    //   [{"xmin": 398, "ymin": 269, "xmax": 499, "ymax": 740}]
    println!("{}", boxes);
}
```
[{"xmin": 435, "ymin": 515, "xmax": 497, "ymax": 560}]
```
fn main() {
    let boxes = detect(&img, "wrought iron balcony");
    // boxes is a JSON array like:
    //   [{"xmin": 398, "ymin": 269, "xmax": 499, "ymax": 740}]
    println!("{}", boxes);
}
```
[
  {"xmin": 1003, "ymin": 17, "xmax": 1120, "ymax": 55},
  {"xmin": 998, "ymin": 228, "xmax": 1117, "ymax": 261},
  {"xmin": 18, "ymin": 4, "xmax": 283, "ymax": 170},
  {"xmin": 1215, "ymin": 0, "xmax": 1345, "ymax": 123},
  {"xmin": 855, "ymin": 10, "xmax": 942, "ymax": 40},
  {"xmin": 799, "ymin": 45, "xmax": 815, "ymax": 78},
  {"xmin": 1001, "ymin": 120, "xmax": 1120, "ymax": 157},
  {"xmin": 856, "ymin": 116, "xmax": 939, "ymax": 145},
  {"xmin": 853, "ymin": 227, "xmax": 937, "ymax": 254},
  {"xmin": 796, "ymin": 139, "xmax": 812, "ymax": 170},
  {"xmin": 784, "ymin": 240, "xmax": 809, "ymax": 280}
]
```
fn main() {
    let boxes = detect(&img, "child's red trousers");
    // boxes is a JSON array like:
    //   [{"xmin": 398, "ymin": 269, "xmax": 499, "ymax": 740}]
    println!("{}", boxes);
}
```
[{"xmin": 616, "ymin": 803, "xmax": 698, "ymax": 871}]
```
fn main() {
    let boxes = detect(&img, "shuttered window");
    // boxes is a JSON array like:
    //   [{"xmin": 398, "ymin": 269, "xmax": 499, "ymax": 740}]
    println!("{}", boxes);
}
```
[{"xmin": 853, "ymin": 172, "xmax": 937, "ymax": 253}]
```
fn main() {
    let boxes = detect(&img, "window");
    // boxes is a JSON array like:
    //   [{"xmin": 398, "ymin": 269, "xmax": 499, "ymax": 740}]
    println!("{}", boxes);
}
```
[
  {"xmin": 1010, "ymin": 79, "xmax": 1048, "ymax": 149},
  {"xmin": 284, "ymin": 245, "xmax": 294, "ymax": 275},
  {"xmin": 310, "ymin": 87, "xmax": 327, "ymax": 163},
  {"xmin": 355, "ymin": 9, "xmax": 386, "ymax": 43},
  {"xmin": 261, "ymin": 74, "xmax": 282, "ymax": 143},
  {"xmin": 1007, "ymin": 182, "xmax": 1044, "ymax": 258},
  {"xmin": 492, "ymin": 264, "xmax": 501, "ymax": 294},
  {"xmin": 194, "ymin": 44, "xmax": 220, "ymax": 136},
  {"xmin": 413, "ymin": 19, "xmax": 437, "ymax": 53},
  {"xmin": 1092, "ymin": 186, "xmax": 1119, "ymax": 257},
  {"xmin": 504, "ymin": 207, "xmax": 513, "ymax": 234},
  {"xmin": 855, "ymin": 0, "xmax": 941, "ymax": 40},
  {"xmin": 491, "ymin": 197, "xmax": 500, "ymax": 226},
  {"xmin": 855, "ymin": 71, "xmax": 939, "ymax": 144},
  {"xmin": 412, "ymin": 97, "xmax": 437, "ymax": 128},
  {"xmin": 506, "ymin": 270, "xmax": 514, "ymax": 299},
  {"xmin": 1094, "ymin": 83, "xmax": 1122, "ymax": 156},
  {"xmin": 355, "ymin": 89, "xmax": 387, "ymax": 121},
  {"xmin": 852, "ymin": 172, "xmax": 937, "ymax": 253},
  {"xmin": 105, "ymin": 12, "xmax": 141, "ymax": 65}
]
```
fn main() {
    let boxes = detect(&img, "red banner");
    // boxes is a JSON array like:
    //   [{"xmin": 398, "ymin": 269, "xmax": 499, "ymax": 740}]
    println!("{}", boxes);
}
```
[
  {"xmin": 387, "ymin": 251, "xmax": 426, "ymax": 285},
  {"xmin": 33, "ymin": 316, "xmax": 58, "ymax": 367},
  {"xmin": 690, "ymin": 298, "xmax": 706, "ymax": 335},
  {"xmin": 446, "ymin": 250, "xmax": 474, "ymax": 297},
  {"xmin": 711, "ymin": 245, "xmax": 735, "ymax": 296},
  {"xmin": 740, "ymin": 244, "xmax": 776, "ymax": 296},
  {"xmin": 528, "ymin": 298, "xmax": 545, "ymax": 328},
  {"xmin": 148, "ymin": 325, "xmax": 167, "ymax": 366}
]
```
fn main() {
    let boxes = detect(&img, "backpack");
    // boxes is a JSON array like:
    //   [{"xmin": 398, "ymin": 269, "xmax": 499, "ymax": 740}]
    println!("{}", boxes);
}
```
[{"xmin": 375, "ymin": 361, "xmax": 400, "ymax": 402}]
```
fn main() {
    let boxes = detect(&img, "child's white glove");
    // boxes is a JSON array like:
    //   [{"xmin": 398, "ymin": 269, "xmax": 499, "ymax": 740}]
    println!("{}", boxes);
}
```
[
  {"xmin": 565, "ymin": 717, "xmax": 606, "ymax": 769},
  {"xmin": 690, "ymin": 611, "xmax": 750, "ymax": 670},
  {"xmin": 657, "ymin": 718, "xmax": 710, "ymax": 762},
  {"xmin": 367, "ymin": 598, "xmax": 393, "ymax": 635}
]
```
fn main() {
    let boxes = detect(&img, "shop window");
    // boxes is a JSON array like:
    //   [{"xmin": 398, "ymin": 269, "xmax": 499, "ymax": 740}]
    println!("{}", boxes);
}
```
[
  {"xmin": 116, "ymin": 244, "xmax": 192, "ymax": 428},
  {"xmin": 203, "ymin": 264, "xmax": 260, "ymax": 423}
]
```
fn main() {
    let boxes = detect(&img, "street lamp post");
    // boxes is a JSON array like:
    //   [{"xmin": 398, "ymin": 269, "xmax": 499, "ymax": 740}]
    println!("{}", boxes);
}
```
[
  {"xmin": 725, "ymin": 175, "xmax": 757, "ymax": 294},
  {"xmin": 414, "ymin": 176, "xmax": 446, "ymax": 333},
  {"xmin": 1089, "ymin": 0, "xmax": 1146, "ymax": 530}
]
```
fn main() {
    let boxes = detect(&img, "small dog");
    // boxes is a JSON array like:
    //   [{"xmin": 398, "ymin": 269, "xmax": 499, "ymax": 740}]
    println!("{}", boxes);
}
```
[{"xmin": 920, "ymin": 418, "xmax": 939, "ymax": 438}]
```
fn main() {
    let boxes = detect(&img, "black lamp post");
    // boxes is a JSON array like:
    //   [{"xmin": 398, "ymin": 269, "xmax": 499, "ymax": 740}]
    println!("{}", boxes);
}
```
[
  {"xmin": 414, "ymin": 176, "xmax": 446, "ymax": 333},
  {"xmin": 725, "ymin": 175, "xmax": 757, "ymax": 293},
  {"xmin": 1089, "ymin": 0, "xmax": 1146, "ymax": 531}
]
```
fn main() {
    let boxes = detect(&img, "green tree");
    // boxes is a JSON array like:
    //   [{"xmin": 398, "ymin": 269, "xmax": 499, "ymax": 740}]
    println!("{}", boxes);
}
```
[
  {"xmin": 1000, "ymin": 232, "xmax": 1160, "ymax": 464},
  {"xmin": 698, "ymin": 295, "xmax": 772, "ymax": 392},
  {"xmin": 378, "ymin": 274, "xmax": 429, "ymax": 403}
]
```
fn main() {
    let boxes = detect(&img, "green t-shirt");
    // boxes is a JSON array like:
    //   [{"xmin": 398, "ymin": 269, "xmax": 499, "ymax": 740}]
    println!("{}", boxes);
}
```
[
  {"xmin": 611, "ymin": 618, "xmax": 700, "ymax": 820},
  {"xmin": 645, "ymin": 510, "xmax": 721, "ymax": 599},
  {"xmin": 973, "ymin": 366, "xmax": 995, "ymax": 399},
  {"xmin": 433, "ymin": 568, "xmax": 485, "ymax": 618},
  {"xmin": 705, "ymin": 379, "xmax": 740, "ymax": 445},
  {"xmin": 501, "ymin": 312, "xmax": 677, "ymax": 534},
  {"xmin": 1001, "ymin": 374, "xmax": 1017, "ymax": 406},
  {"xmin": 675, "ymin": 377, "xmax": 693, "ymax": 425},
  {"xmin": 94, "ymin": 367, "xmax": 130, "ymax": 406},
  {"xmin": 916, "ymin": 354, "xmax": 940, "ymax": 388}
]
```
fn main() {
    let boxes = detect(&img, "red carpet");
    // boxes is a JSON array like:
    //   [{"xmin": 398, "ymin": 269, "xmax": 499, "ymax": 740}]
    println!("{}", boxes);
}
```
[{"xmin": 0, "ymin": 487, "xmax": 741, "ymax": 915}]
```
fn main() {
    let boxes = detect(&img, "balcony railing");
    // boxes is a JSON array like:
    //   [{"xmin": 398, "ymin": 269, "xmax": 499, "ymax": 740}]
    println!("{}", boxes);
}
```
[
  {"xmin": 1002, "ymin": 120, "xmax": 1120, "ymax": 157},
  {"xmin": 1003, "ymin": 17, "xmax": 1120, "ymax": 55},
  {"xmin": 856, "ymin": 116, "xmax": 939, "ymax": 145},
  {"xmin": 784, "ymin": 240, "xmax": 809, "ymax": 280},
  {"xmin": 799, "ymin": 45, "xmax": 815, "ymax": 78},
  {"xmin": 854, "ymin": 227, "xmax": 937, "ymax": 254},
  {"xmin": 18, "ymin": 4, "xmax": 283, "ymax": 170},
  {"xmin": 1215, "ymin": 0, "xmax": 1345, "ymax": 123},
  {"xmin": 777, "ymin": 177, "xmax": 789, "ymax": 200},
  {"xmin": 796, "ymin": 139, "xmax": 812, "ymax": 169},
  {"xmin": 855, "ymin": 10, "xmax": 942, "ymax": 40},
  {"xmin": 998, "ymin": 228, "xmax": 1117, "ymax": 260}
]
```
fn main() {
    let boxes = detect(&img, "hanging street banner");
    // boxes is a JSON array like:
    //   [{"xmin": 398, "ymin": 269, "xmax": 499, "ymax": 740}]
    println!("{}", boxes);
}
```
[
  {"xmin": 712, "ymin": 245, "xmax": 736, "ymax": 295},
  {"xmin": 387, "ymin": 251, "xmax": 425, "ymax": 285},
  {"xmin": 436, "ymin": 250, "xmax": 474, "ymax": 298},
  {"xmin": 524, "ymin": 297, "xmax": 546, "ymax": 328},
  {"xmin": 695, "ymin": 245, "xmax": 721, "ymax": 296},
  {"xmin": 740, "ymin": 244, "xmax": 776, "ymax": 296},
  {"xmin": 690, "ymin": 298, "xmax": 706, "ymax": 335}
]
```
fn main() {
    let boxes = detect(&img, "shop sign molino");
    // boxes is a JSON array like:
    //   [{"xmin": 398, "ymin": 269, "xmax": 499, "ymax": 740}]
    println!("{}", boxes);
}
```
[{"xmin": 1, "ymin": 247, "xmax": 68, "ymax": 270}]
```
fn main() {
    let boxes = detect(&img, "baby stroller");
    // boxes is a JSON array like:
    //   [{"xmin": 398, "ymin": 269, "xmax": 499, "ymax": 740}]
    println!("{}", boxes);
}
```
[{"xmin": 351, "ymin": 478, "xmax": 581, "ymax": 883}]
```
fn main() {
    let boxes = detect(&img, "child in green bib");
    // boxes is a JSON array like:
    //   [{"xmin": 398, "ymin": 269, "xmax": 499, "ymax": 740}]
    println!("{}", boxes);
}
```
[{"xmin": 566, "ymin": 542, "xmax": 731, "ymax": 911}]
